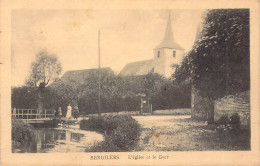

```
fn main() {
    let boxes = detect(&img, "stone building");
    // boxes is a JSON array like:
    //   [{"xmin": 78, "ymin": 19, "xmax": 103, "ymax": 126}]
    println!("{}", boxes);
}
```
[{"xmin": 120, "ymin": 15, "xmax": 185, "ymax": 78}]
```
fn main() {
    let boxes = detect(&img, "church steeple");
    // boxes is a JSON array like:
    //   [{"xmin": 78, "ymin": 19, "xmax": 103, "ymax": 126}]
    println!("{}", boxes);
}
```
[
  {"xmin": 155, "ymin": 14, "xmax": 184, "ymax": 50},
  {"xmin": 153, "ymin": 12, "xmax": 185, "ymax": 78}
]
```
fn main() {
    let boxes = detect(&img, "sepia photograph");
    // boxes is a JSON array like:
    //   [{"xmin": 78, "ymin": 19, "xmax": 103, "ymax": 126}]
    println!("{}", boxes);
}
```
[
  {"xmin": 11, "ymin": 8, "xmax": 251, "ymax": 153},
  {"xmin": 1, "ymin": 0, "xmax": 259, "ymax": 165}
]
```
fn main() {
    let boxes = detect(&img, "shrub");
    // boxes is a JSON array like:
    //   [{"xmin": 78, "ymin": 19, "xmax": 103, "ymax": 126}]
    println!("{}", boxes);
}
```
[
  {"xmin": 80, "ymin": 115, "xmax": 141, "ymax": 151},
  {"xmin": 230, "ymin": 113, "xmax": 241, "ymax": 129},
  {"xmin": 217, "ymin": 113, "xmax": 241, "ymax": 130},
  {"xmin": 12, "ymin": 119, "xmax": 34, "ymax": 150},
  {"xmin": 217, "ymin": 114, "xmax": 229, "ymax": 126},
  {"xmin": 80, "ymin": 116, "xmax": 104, "ymax": 132}
]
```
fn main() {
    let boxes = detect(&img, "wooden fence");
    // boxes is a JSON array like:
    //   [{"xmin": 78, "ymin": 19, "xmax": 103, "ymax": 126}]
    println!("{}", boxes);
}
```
[{"xmin": 12, "ymin": 108, "xmax": 54, "ymax": 119}]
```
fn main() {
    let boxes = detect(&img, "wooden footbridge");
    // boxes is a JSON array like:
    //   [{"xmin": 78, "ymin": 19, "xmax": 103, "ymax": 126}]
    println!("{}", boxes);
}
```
[{"xmin": 12, "ymin": 108, "xmax": 55, "ymax": 125}]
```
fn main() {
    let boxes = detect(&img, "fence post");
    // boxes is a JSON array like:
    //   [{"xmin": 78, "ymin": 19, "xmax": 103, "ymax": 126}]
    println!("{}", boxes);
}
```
[{"xmin": 151, "ymin": 104, "xmax": 152, "ymax": 115}]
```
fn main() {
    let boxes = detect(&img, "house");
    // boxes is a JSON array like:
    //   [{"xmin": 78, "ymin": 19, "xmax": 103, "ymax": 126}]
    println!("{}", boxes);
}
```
[{"xmin": 59, "ymin": 67, "xmax": 115, "ymax": 84}]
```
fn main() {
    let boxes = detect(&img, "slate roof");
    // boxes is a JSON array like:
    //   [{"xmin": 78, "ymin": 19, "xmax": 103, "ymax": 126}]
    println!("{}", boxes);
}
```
[{"xmin": 120, "ymin": 59, "xmax": 154, "ymax": 76}]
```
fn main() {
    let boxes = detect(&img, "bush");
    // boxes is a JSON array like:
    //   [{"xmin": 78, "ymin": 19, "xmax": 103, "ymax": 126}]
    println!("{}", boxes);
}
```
[
  {"xmin": 80, "ymin": 116, "xmax": 104, "ymax": 132},
  {"xmin": 12, "ymin": 119, "xmax": 34, "ymax": 150},
  {"xmin": 80, "ymin": 115, "xmax": 141, "ymax": 151},
  {"xmin": 217, "ymin": 113, "xmax": 241, "ymax": 130},
  {"xmin": 230, "ymin": 113, "xmax": 241, "ymax": 129},
  {"xmin": 217, "ymin": 114, "xmax": 229, "ymax": 126}
]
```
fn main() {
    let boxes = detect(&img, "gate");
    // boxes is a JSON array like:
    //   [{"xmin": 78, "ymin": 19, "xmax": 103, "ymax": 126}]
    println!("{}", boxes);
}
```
[{"xmin": 140, "ymin": 97, "xmax": 152, "ymax": 115}]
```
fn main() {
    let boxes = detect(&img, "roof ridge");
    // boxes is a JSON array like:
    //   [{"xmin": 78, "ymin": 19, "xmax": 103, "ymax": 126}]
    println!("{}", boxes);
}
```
[
  {"xmin": 65, "ymin": 67, "xmax": 112, "ymax": 73},
  {"xmin": 125, "ymin": 59, "xmax": 153, "ymax": 65}
]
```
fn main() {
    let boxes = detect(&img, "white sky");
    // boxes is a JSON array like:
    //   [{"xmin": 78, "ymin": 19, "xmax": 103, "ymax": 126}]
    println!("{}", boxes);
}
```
[{"xmin": 11, "ymin": 9, "xmax": 204, "ymax": 86}]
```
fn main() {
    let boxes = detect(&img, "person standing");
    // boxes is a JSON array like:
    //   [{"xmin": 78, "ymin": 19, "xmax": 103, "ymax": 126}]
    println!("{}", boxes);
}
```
[
  {"xmin": 58, "ymin": 107, "xmax": 62, "ymax": 120},
  {"xmin": 66, "ymin": 104, "xmax": 72, "ymax": 118},
  {"xmin": 73, "ymin": 105, "xmax": 79, "ymax": 119}
]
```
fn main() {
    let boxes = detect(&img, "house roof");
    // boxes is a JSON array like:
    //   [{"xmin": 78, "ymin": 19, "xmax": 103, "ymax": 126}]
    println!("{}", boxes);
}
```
[
  {"xmin": 155, "ymin": 15, "xmax": 184, "ymax": 50},
  {"xmin": 120, "ymin": 59, "xmax": 154, "ymax": 76},
  {"xmin": 60, "ymin": 67, "xmax": 114, "ymax": 84}
]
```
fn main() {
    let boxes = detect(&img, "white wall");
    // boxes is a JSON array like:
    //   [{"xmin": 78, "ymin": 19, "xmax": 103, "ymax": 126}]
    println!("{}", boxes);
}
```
[
  {"xmin": 153, "ymin": 48, "xmax": 184, "ymax": 78},
  {"xmin": 153, "ymin": 48, "xmax": 165, "ymax": 76}
]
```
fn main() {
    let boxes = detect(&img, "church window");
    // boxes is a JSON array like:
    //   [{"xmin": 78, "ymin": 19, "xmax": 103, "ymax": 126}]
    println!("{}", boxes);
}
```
[
  {"xmin": 158, "ymin": 51, "xmax": 160, "ymax": 58},
  {"xmin": 173, "ymin": 50, "xmax": 176, "ymax": 57}
]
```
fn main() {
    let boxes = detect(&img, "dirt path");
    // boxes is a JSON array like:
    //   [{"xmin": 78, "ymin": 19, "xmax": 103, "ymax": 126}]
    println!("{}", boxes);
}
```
[{"xmin": 133, "ymin": 115, "xmax": 250, "ymax": 151}]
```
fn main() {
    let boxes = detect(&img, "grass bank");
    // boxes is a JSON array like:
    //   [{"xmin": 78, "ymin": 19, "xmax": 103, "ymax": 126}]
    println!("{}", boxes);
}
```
[{"xmin": 12, "ymin": 119, "xmax": 35, "ymax": 152}]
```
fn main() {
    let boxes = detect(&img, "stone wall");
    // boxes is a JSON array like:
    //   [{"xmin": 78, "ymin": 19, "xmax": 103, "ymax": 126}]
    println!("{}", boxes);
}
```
[
  {"xmin": 214, "ymin": 91, "xmax": 250, "ymax": 126},
  {"xmin": 153, "ymin": 108, "xmax": 191, "ymax": 115},
  {"xmin": 191, "ymin": 86, "xmax": 211, "ymax": 120},
  {"xmin": 191, "ymin": 86, "xmax": 250, "ymax": 127}
]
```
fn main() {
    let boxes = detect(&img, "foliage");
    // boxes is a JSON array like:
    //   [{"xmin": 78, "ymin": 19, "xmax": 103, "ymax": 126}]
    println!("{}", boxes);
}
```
[
  {"xmin": 61, "ymin": 72, "xmax": 190, "ymax": 114},
  {"xmin": 173, "ymin": 9, "xmax": 250, "ymax": 100},
  {"xmin": 11, "ymin": 86, "xmax": 38, "ymax": 109},
  {"xmin": 26, "ymin": 49, "xmax": 62, "ymax": 88},
  {"xmin": 80, "ymin": 116, "xmax": 104, "ymax": 131},
  {"xmin": 24, "ymin": 49, "xmax": 62, "ymax": 112},
  {"xmin": 152, "ymin": 81, "xmax": 191, "ymax": 110},
  {"xmin": 217, "ymin": 114, "xmax": 229, "ymax": 126},
  {"xmin": 217, "ymin": 113, "xmax": 241, "ymax": 129},
  {"xmin": 230, "ymin": 113, "xmax": 241, "ymax": 129},
  {"xmin": 80, "ymin": 115, "xmax": 141, "ymax": 151},
  {"xmin": 173, "ymin": 55, "xmax": 192, "ymax": 84},
  {"xmin": 12, "ymin": 85, "xmax": 66, "ymax": 110},
  {"xmin": 173, "ymin": 9, "xmax": 249, "ymax": 123},
  {"xmin": 13, "ymin": 66, "xmax": 190, "ymax": 113},
  {"xmin": 12, "ymin": 119, "xmax": 34, "ymax": 150}
]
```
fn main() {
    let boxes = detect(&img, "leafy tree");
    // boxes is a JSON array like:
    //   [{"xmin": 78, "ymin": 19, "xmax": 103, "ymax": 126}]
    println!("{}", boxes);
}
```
[
  {"xmin": 11, "ymin": 86, "xmax": 64, "ymax": 111},
  {"xmin": 11, "ymin": 86, "xmax": 38, "ymax": 109},
  {"xmin": 26, "ymin": 49, "xmax": 62, "ymax": 112},
  {"xmin": 153, "ymin": 81, "xmax": 191, "ymax": 110},
  {"xmin": 173, "ymin": 9, "xmax": 249, "ymax": 123}
]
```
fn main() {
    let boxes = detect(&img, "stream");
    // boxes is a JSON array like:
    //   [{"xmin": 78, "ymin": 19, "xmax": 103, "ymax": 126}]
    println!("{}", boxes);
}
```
[{"xmin": 13, "ymin": 124, "xmax": 103, "ymax": 153}]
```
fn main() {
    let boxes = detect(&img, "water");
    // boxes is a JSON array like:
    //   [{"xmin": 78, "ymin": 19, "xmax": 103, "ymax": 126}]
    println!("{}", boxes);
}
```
[{"xmin": 13, "ymin": 125, "xmax": 103, "ymax": 153}]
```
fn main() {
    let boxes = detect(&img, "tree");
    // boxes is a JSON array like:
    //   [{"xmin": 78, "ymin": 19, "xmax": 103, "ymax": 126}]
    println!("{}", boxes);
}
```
[
  {"xmin": 26, "ymin": 49, "xmax": 62, "ymax": 112},
  {"xmin": 11, "ymin": 86, "xmax": 38, "ymax": 109},
  {"xmin": 173, "ymin": 9, "xmax": 249, "ymax": 123}
]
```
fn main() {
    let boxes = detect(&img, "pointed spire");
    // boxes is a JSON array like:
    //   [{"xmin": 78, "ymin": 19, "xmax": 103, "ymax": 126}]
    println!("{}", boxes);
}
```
[
  {"xmin": 162, "ymin": 14, "xmax": 175, "ymax": 44},
  {"xmin": 155, "ymin": 13, "xmax": 184, "ymax": 50}
]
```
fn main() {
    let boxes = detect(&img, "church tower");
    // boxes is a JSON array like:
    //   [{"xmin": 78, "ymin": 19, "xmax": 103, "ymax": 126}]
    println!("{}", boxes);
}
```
[{"xmin": 153, "ymin": 14, "xmax": 184, "ymax": 78}]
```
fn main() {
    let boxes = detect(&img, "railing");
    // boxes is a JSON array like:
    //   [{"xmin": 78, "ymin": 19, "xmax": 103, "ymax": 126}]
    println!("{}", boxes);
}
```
[{"xmin": 12, "ymin": 108, "xmax": 54, "ymax": 119}]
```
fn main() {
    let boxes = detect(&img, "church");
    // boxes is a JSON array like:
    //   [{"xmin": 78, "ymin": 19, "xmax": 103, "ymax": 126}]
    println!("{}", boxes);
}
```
[{"xmin": 120, "ymin": 15, "xmax": 185, "ymax": 78}]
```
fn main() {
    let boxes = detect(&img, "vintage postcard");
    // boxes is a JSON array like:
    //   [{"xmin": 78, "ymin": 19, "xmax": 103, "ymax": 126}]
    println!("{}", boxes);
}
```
[{"xmin": 1, "ymin": 0, "xmax": 259, "ymax": 165}]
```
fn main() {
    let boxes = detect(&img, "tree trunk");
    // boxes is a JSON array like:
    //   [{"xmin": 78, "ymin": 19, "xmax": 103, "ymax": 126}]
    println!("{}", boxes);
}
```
[
  {"xmin": 38, "ymin": 92, "xmax": 44, "ymax": 117},
  {"xmin": 207, "ymin": 99, "xmax": 215, "ymax": 124},
  {"xmin": 38, "ymin": 82, "xmax": 46, "ymax": 117},
  {"xmin": 191, "ymin": 85, "xmax": 196, "ymax": 118}
]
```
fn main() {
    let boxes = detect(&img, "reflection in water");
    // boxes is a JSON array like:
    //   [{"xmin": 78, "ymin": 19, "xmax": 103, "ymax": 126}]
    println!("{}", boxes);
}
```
[{"xmin": 14, "ymin": 128, "xmax": 102, "ymax": 153}]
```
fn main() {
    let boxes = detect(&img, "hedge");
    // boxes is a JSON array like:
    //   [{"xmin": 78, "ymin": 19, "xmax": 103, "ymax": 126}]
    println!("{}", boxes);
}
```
[{"xmin": 80, "ymin": 115, "xmax": 141, "ymax": 151}]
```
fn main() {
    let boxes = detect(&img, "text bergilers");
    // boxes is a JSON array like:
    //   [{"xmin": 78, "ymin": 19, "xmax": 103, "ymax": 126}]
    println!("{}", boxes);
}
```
[{"xmin": 90, "ymin": 155, "xmax": 119, "ymax": 160}]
